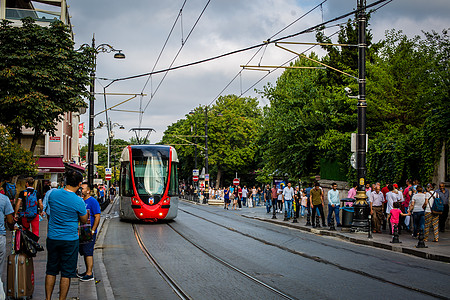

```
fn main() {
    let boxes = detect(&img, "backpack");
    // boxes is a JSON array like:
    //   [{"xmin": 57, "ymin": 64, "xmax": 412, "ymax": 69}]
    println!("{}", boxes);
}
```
[
  {"xmin": 431, "ymin": 193, "xmax": 444, "ymax": 214},
  {"xmin": 20, "ymin": 189, "xmax": 38, "ymax": 221},
  {"xmin": 4, "ymin": 182, "xmax": 16, "ymax": 200}
]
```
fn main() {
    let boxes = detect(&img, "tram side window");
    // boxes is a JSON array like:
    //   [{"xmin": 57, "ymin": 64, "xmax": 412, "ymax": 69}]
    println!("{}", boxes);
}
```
[
  {"xmin": 168, "ymin": 162, "xmax": 178, "ymax": 196},
  {"xmin": 120, "ymin": 162, "xmax": 133, "ymax": 197}
]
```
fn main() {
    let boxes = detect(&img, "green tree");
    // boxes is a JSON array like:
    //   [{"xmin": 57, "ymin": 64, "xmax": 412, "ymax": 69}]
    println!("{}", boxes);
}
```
[
  {"xmin": 0, "ymin": 18, "xmax": 93, "ymax": 152},
  {"xmin": 0, "ymin": 127, "xmax": 36, "ymax": 178},
  {"xmin": 161, "ymin": 95, "xmax": 263, "ymax": 187}
]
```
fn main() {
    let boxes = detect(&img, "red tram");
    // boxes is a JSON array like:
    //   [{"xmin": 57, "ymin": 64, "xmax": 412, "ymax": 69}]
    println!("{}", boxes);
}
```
[{"xmin": 119, "ymin": 145, "xmax": 179, "ymax": 221}]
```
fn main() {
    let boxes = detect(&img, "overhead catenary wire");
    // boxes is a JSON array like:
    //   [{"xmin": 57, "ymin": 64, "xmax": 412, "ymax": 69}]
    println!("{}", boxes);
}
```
[
  {"xmin": 138, "ymin": 0, "xmax": 212, "ymax": 130},
  {"xmin": 111, "ymin": 0, "xmax": 389, "ymax": 83}
]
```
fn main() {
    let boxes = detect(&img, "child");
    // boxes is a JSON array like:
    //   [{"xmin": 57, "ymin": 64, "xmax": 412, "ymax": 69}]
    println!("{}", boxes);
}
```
[
  {"xmin": 388, "ymin": 202, "xmax": 410, "ymax": 234},
  {"xmin": 300, "ymin": 193, "xmax": 307, "ymax": 217}
]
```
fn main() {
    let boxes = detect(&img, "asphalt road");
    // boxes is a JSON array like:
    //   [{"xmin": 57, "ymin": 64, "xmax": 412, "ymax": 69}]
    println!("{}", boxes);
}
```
[{"xmin": 97, "ymin": 201, "xmax": 450, "ymax": 300}]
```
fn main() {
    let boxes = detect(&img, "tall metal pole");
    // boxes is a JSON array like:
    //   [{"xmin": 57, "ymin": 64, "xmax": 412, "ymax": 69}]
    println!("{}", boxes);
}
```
[
  {"xmin": 204, "ymin": 106, "xmax": 209, "ymax": 204},
  {"xmin": 352, "ymin": 0, "xmax": 369, "ymax": 232},
  {"xmin": 87, "ymin": 35, "xmax": 96, "ymax": 187}
]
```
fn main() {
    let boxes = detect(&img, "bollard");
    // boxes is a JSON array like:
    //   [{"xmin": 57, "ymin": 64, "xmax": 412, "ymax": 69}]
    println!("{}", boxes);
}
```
[
  {"xmin": 416, "ymin": 228, "xmax": 428, "ymax": 248},
  {"xmin": 368, "ymin": 214, "xmax": 373, "ymax": 239},
  {"xmin": 315, "ymin": 215, "xmax": 321, "ymax": 228},
  {"xmin": 272, "ymin": 201, "xmax": 277, "ymax": 219},
  {"xmin": 329, "ymin": 214, "xmax": 336, "ymax": 231},
  {"xmin": 306, "ymin": 206, "xmax": 311, "ymax": 226},
  {"xmin": 283, "ymin": 208, "xmax": 288, "ymax": 221},
  {"xmin": 292, "ymin": 208, "xmax": 298, "ymax": 223},
  {"xmin": 390, "ymin": 224, "xmax": 401, "ymax": 243}
]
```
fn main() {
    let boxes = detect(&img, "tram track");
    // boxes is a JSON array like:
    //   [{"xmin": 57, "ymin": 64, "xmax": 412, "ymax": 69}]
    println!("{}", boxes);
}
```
[
  {"xmin": 132, "ymin": 223, "xmax": 191, "ymax": 300},
  {"xmin": 132, "ymin": 222, "xmax": 297, "ymax": 300},
  {"xmin": 179, "ymin": 207, "xmax": 448, "ymax": 300}
]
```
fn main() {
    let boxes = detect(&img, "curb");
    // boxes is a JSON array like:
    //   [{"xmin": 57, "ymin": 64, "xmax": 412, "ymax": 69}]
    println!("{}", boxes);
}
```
[{"xmin": 243, "ymin": 215, "xmax": 450, "ymax": 264}]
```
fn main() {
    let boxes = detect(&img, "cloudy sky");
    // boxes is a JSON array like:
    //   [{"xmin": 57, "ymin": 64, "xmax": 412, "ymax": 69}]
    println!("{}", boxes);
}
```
[{"xmin": 63, "ymin": 0, "xmax": 449, "ymax": 145}]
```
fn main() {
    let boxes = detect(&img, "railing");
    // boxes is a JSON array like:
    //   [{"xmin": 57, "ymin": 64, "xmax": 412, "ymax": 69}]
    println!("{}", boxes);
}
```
[
  {"xmin": 6, "ymin": 8, "xmax": 60, "ymax": 23},
  {"xmin": 180, "ymin": 193, "xmax": 200, "ymax": 203}
]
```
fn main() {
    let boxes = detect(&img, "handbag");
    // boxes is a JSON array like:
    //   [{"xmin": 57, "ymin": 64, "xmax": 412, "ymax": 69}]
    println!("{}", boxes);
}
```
[{"xmin": 79, "ymin": 223, "xmax": 93, "ymax": 244}]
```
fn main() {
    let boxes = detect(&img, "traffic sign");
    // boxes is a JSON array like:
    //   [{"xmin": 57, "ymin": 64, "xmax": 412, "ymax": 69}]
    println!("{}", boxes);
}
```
[
  {"xmin": 193, "ymin": 175, "xmax": 199, "ymax": 182},
  {"xmin": 205, "ymin": 174, "xmax": 209, "ymax": 181},
  {"xmin": 105, "ymin": 168, "xmax": 112, "ymax": 175},
  {"xmin": 105, "ymin": 174, "xmax": 112, "ymax": 181},
  {"xmin": 193, "ymin": 169, "xmax": 199, "ymax": 176},
  {"xmin": 350, "ymin": 153, "xmax": 357, "ymax": 169},
  {"xmin": 233, "ymin": 178, "xmax": 240, "ymax": 186}
]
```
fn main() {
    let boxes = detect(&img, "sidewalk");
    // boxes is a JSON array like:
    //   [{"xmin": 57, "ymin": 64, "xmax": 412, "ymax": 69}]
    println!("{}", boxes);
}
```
[
  {"xmin": 2, "ymin": 199, "xmax": 115, "ymax": 300},
  {"xmin": 238, "ymin": 206, "xmax": 450, "ymax": 263}
]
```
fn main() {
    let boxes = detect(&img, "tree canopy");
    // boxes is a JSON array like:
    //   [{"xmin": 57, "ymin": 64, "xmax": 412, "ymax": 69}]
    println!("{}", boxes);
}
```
[{"xmin": 0, "ymin": 18, "xmax": 93, "ymax": 152}]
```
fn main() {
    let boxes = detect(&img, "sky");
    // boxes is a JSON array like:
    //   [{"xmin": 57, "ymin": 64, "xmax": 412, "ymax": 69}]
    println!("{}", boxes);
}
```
[{"xmin": 59, "ymin": 0, "xmax": 449, "ymax": 145}]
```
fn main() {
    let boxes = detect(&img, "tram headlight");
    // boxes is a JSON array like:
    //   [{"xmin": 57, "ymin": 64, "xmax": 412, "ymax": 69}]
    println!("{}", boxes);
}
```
[
  {"xmin": 132, "ymin": 197, "xmax": 140, "ymax": 204},
  {"xmin": 162, "ymin": 197, "xmax": 170, "ymax": 204}
]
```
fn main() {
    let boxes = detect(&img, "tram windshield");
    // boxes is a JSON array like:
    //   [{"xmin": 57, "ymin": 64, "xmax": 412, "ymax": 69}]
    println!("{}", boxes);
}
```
[{"xmin": 132, "ymin": 147, "xmax": 169, "ymax": 196}]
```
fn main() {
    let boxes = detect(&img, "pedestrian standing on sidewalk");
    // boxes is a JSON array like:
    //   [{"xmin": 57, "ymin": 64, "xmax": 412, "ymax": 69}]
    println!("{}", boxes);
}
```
[
  {"xmin": 251, "ymin": 186, "xmax": 257, "ymax": 208},
  {"xmin": 310, "ymin": 183, "xmax": 325, "ymax": 227},
  {"xmin": 402, "ymin": 179, "xmax": 413, "ymax": 232},
  {"xmin": 409, "ymin": 185, "xmax": 427, "ymax": 238},
  {"xmin": 370, "ymin": 186, "xmax": 385, "ymax": 233},
  {"xmin": 271, "ymin": 185, "xmax": 278, "ymax": 214},
  {"xmin": 387, "ymin": 202, "xmax": 410, "ymax": 234},
  {"xmin": 0, "ymin": 190, "xmax": 14, "ymax": 278},
  {"xmin": 385, "ymin": 184, "xmax": 397, "ymax": 233},
  {"xmin": 347, "ymin": 182, "xmax": 357, "ymax": 199},
  {"xmin": 424, "ymin": 183, "xmax": 439, "ymax": 242},
  {"xmin": 264, "ymin": 184, "xmax": 272, "ymax": 213},
  {"xmin": 77, "ymin": 182, "xmax": 101, "ymax": 282},
  {"xmin": 15, "ymin": 177, "xmax": 44, "ymax": 237},
  {"xmin": 277, "ymin": 185, "xmax": 283, "ymax": 213},
  {"xmin": 45, "ymin": 170, "xmax": 88, "ymax": 300},
  {"xmin": 327, "ymin": 183, "xmax": 341, "ymax": 227},
  {"xmin": 241, "ymin": 186, "xmax": 248, "ymax": 207},
  {"xmin": 282, "ymin": 182, "xmax": 295, "ymax": 219},
  {"xmin": 43, "ymin": 181, "xmax": 58, "ymax": 217},
  {"xmin": 437, "ymin": 183, "xmax": 449, "ymax": 233},
  {"xmin": 224, "ymin": 186, "xmax": 230, "ymax": 210},
  {"xmin": 300, "ymin": 191, "xmax": 307, "ymax": 217},
  {"xmin": 305, "ymin": 183, "xmax": 313, "ymax": 217},
  {"xmin": 237, "ymin": 186, "xmax": 242, "ymax": 209}
]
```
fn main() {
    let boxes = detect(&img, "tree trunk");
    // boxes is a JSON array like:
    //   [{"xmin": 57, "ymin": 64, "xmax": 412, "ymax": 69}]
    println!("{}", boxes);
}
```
[
  {"xmin": 215, "ymin": 168, "xmax": 222, "ymax": 189},
  {"xmin": 30, "ymin": 130, "xmax": 41, "ymax": 154}
]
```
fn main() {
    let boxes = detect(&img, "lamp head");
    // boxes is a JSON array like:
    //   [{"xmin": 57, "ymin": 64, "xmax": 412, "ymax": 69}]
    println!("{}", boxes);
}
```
[
  {"xmin": 114, "ymin": 51, "xmax": 125, "ymax": 59},
  {"xmin": 344, "ymin": 87, "xmax": 352, "ymax": 94}
]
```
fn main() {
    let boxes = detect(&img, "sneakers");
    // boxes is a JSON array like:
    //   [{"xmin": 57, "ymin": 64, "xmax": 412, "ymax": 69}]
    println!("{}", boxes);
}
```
[
  {"xmin": 76, "ymin": 271, "xmax": 86, "ymax": 279},
  {"xmin": 80, "ymin": 274, "xmax": 94, "ymax": 282}
]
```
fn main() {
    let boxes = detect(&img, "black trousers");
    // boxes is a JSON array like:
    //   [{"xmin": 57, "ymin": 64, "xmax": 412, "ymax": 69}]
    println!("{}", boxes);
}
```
[
  {"xmin": 312, "ymin": 204, "xmax": 325, "ymax": 225},
  {"xmin": 439, "ymin": 204, "xmax": 449, "ymax": 231}
]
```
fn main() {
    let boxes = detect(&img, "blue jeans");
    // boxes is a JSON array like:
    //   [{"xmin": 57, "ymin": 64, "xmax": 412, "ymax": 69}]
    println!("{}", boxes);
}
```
[
  {"xmin": 413, "ymin": 211, "xmax": 425, "ymax": 237},
  {"xmin": 284, "ymin": 200, "xmax": 293, "ymax": 218},
  {"xmin": 300, "ymin": 206, "xmax": 306, "ymax": 216},
  {"xmin": 242, "ymin": 197, "xmax": 247, "ymax": 206},
  {"xmin": 265, "ymin": 199, "xmax": 272, "ymax": 213},
  {"xmin": 327, "ymin": 204, "xmax": 340, "ymax": 225}
]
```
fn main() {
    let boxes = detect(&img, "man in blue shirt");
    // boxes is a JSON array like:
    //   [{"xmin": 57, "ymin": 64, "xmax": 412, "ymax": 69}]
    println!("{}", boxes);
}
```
[
  {"xmin": 45, "ymin": 170, "xmax": 88, "ymax": 300},
  {"xmin": 0, "ymin": 192, "xmax": 14, "ymax": 278},
  {"xmin": 77, "ymin": 182, "xmax": 101, "ymax": 282},
  {"xmin": 327, "ymin": 183, "xmax": 341, "ymax": 227}
]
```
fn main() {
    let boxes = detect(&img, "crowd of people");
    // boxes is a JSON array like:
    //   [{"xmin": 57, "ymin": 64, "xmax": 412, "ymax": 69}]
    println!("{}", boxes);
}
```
[
  {"xmin": 183, "ymin": 179, "xmax": 449, "ymax": 241},
  {"xmin": 0, "ymin": 172, "xmax": 117, "ymax": 300}
]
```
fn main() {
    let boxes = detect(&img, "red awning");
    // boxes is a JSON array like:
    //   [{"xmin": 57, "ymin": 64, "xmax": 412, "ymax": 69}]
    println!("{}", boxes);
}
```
[
  {"xmin": 68, "ymin": 163, "xmax": 85, "ymax": 172},
  {"xmin": 36, "ymin": 156, "xmax": 65, "ymax": 173}
]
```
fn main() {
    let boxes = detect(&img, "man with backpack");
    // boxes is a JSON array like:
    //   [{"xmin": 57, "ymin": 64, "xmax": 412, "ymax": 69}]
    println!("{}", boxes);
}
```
[
  {"xmin": 2, "ymin": 177, "xmax": 16, "ymax": 206},
  {"xmin": 14, "ymin": 177, "xmax": 43, "ymax": 237},
  {"xmin": 437, "ymin": 183, "xmax": 449, "ymax": 232}
]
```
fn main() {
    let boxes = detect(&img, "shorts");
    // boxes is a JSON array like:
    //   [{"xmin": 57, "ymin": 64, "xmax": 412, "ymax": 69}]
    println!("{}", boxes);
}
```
[
  {"xmin": 79, "ymin": 233, "xmax": 97, "ymax": 257},
  {"xmin": 46, "ymin": 238, "xmax": 79, "ymax": 278}
]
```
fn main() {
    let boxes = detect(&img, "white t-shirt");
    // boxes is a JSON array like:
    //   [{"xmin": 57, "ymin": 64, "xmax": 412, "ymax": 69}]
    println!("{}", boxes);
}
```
[
  {"xmin": 277, "ymin": 188, "xmax": 283, "ymax": 200},
  {"xmin": 411, "ymin": 193, "xmax": 426, "ymax": 212},
  {"xmin": 425, "ymin": 191, "xmax": 436, "ymax": 213},
  {"xmin": 242, "ymin": 188, "xmax": 248, "ymax": 198}
]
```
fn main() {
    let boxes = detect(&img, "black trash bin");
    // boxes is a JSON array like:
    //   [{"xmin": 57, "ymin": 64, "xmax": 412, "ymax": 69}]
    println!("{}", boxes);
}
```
[{"xmin": 340, "ymin": 198, "xmax": 355, "ymax": 227}]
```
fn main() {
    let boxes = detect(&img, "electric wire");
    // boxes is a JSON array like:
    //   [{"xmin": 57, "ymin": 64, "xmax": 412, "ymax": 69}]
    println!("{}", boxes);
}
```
[
  {"xmin": 139, "ymin": 0, "xmax": 212, "ymax": 128},
  {"xmin": 111, "ymin": 0, "xmax": 389, "ymax": 83}
]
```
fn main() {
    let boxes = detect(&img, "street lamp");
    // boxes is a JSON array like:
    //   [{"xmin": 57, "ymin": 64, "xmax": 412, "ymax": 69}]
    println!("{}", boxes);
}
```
[{"xmin": 78, "ymin": 35, "xmax": 125, "ymax": 187}]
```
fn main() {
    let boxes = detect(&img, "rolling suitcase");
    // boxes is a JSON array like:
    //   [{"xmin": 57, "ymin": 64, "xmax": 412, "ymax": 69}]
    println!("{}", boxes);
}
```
[{"xmin": 6, "ymin": 230, "xmax": 34, "ymax": 299}]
